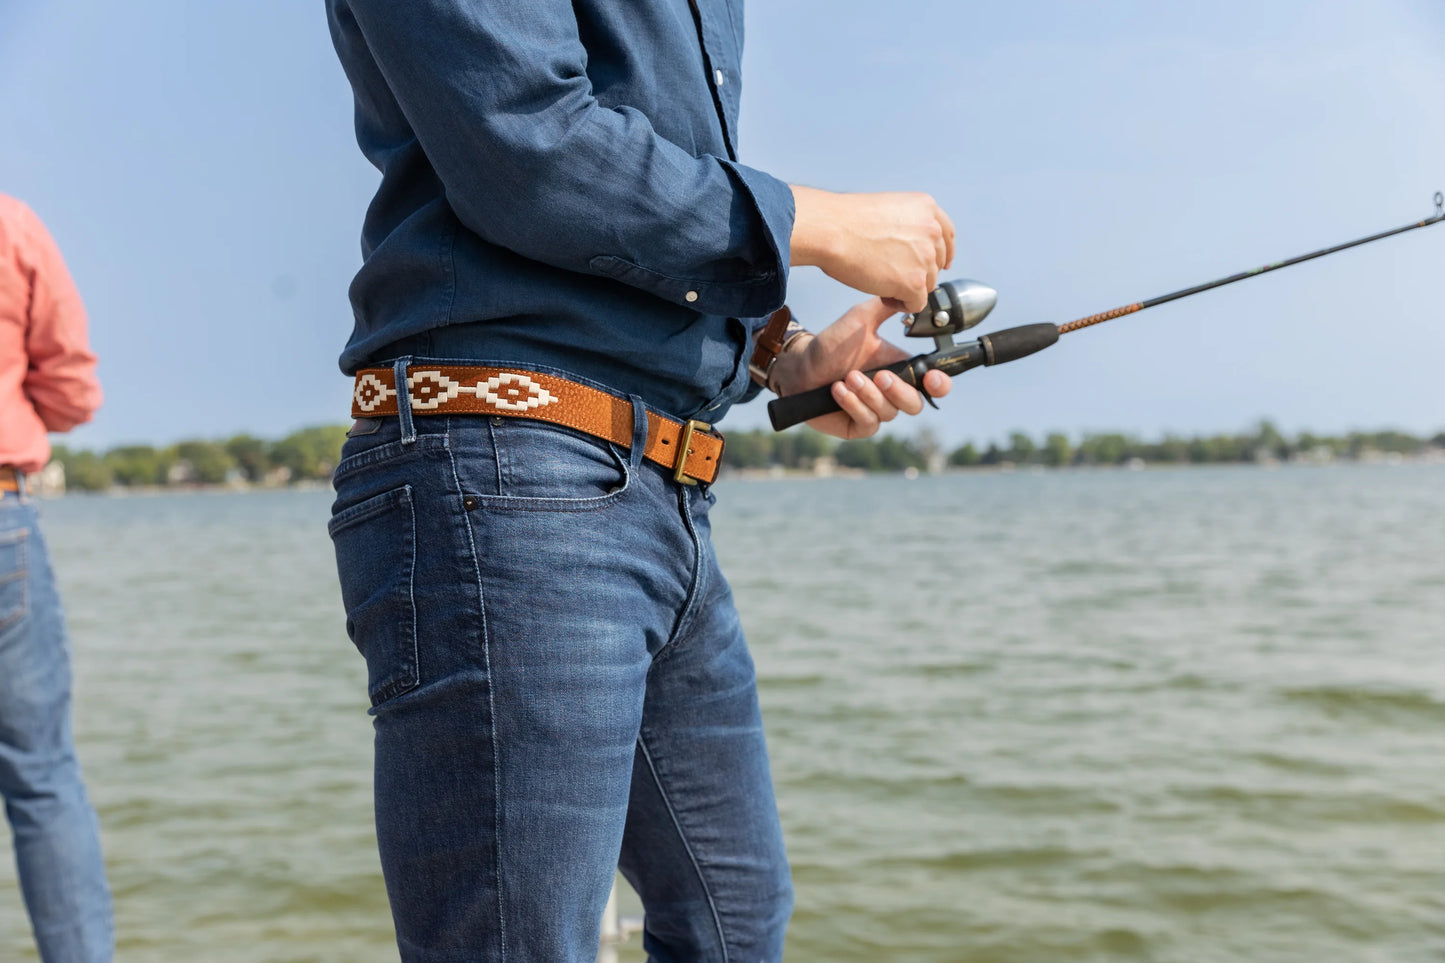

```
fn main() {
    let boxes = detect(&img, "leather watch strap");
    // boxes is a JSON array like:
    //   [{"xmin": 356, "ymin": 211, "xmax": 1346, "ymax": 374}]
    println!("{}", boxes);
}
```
[{"xmin": 748, "ymin": 306, "xmax": 794, "ymax": 388}]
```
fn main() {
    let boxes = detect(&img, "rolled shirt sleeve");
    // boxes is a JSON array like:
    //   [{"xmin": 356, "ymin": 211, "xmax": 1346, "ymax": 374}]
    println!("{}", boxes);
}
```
[{"xmin": 336, "ymin": 0, "xmax": 793, "ymax": 320}]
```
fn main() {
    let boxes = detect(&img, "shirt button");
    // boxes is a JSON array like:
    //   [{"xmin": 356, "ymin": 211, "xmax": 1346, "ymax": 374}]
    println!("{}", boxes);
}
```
[
  {"xmin": 685, "ymin": 291, "xmax": 699, "ymax": 303},
  {"xmin": 714, "ymin": 69, "xmax": 726, "ymax": 87}
]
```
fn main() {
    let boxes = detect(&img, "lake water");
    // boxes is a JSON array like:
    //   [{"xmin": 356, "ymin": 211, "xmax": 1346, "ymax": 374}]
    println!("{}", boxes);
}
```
[{"xmin": 0, "ymin": 465, "xmax": 1442, "ymax": 961}]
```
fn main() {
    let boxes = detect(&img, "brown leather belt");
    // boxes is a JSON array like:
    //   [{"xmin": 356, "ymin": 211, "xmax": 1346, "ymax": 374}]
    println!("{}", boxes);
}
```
[
  {"xmin": 0, "ymin": 468, "xmax": 19, "ymax": 493},
  {"xmin": 352, "ymin": 366, "xmax": 726, "ymax": 485}
]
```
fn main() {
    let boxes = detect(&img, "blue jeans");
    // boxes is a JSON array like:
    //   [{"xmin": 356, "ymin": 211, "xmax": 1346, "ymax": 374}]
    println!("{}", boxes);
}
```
[
  {"xmin": 0, "ymin": 488, "xmax": 113, "ymax": 963},
  {"xmin": 329, "ymin": 363, "xmax": 793, "ymax": 962}
]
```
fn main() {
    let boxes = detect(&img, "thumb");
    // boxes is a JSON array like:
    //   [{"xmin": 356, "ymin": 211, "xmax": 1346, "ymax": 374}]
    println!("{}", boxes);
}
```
[{"xmin": 856, "ymin": 296, "xmax": 905, "ymax": 333}]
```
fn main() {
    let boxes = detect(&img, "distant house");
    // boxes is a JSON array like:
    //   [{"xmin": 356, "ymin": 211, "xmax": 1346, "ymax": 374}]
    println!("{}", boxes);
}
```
[{"xmin": 32, "ymin": 461, "xmax": 66, "ymax": 497}]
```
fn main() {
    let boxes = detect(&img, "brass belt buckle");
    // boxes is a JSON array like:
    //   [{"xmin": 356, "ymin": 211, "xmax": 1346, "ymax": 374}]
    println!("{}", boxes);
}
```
[{"xmin": 673, "ymin": 419, "xmax": 711, "ymax": 486}]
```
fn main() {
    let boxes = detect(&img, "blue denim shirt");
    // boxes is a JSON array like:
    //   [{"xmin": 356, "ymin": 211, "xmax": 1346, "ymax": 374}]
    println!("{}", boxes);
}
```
[{"xmin": 327, "ymin": 0, "xmax": 795, "ymax": 421}]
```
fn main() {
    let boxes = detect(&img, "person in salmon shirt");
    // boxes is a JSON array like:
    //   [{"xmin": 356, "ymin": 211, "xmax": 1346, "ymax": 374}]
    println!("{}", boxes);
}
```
[{"xmin": 0, "ymin": 194, "xmax": 113, "ymax": 963}]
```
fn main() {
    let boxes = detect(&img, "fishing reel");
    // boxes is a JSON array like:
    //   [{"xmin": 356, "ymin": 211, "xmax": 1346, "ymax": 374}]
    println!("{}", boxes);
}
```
[{"xmin": 901, "ymin": 279, "xmax": 998, "ymax": 351}]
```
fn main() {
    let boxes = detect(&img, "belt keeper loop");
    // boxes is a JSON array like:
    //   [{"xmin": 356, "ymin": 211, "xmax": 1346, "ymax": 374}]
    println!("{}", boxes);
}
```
[
  {"xmin": 626, "ymin": 395, "xmax": 648, "ymax": 471},
  {"xmin": 392, "ymin": 356, "xmax": 416, "ymax": 445}
]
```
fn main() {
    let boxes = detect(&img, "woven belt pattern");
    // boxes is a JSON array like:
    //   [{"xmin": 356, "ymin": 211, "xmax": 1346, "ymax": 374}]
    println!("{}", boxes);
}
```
[
  {"xmin": 0, "ymin": 468, "xmax": 19, "ymax": 493},
  {"xmin": 352, "ymin": 366, "xmax": 725, "ymax": 485}
]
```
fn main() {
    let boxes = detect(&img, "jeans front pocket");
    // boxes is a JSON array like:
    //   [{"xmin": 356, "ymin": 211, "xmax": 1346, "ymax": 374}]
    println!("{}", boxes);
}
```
[
  {"xmin": 328, "ymin": 486, "xmax": 419, "ymax": 707},
  {"xmin": 0, "ymin": 526, "xmax": 28, "ymax": 634}
]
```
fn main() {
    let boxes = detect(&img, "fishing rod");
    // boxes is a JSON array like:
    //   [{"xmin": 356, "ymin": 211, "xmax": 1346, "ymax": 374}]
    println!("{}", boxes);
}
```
[{"xmin": 768, "ymin": 191, "xmax": 1445, "ymax": 431}]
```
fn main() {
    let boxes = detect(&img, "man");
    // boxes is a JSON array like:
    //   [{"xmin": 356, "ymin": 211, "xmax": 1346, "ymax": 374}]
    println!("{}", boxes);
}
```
[
  {"xmin": 326, "ymin": 3, "xmax": 954, "ymax": 959},
  {"xmin": 0, "ymin": 194, "xmax": 113, "ymax": 962}
]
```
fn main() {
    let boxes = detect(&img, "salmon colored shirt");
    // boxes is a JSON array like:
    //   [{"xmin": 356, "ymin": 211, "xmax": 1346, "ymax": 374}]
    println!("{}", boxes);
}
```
[{"xmin": 0, "ymin": 194, "xmax": 101, "ymax": 474}]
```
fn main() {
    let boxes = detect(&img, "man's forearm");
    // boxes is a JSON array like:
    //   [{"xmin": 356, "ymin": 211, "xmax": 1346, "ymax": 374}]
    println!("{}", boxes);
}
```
[{"xmin": 788, "ymin": 185, "xmax": 842, "ymax": 269}]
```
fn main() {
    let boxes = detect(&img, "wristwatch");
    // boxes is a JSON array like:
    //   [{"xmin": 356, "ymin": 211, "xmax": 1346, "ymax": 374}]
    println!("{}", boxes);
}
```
[{"xmin": 748, "ymin": 306, "xmax": 810, "ymax": 392}]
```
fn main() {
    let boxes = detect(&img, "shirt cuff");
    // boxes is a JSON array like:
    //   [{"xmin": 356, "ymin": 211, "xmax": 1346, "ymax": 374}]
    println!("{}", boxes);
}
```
[
  {"xmin": 588, "ymin": 160, "xmax": 794, "ymax": 318},
  {"xmin": 722, "ymin": 160, "xmax": 794, "ymax": 317}
]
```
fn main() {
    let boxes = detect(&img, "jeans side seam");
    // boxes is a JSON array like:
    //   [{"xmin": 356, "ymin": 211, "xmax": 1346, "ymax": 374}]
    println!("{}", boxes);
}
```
[
  {"xmin": 636, "ymin": 735, "xmax": 730, "ymax": 963},
  {"xmin": 486, "ymin": 417, "xmax": 503, "ymax": 494},
  {"xmin": 0, "ymin": 526, "xmax": 29, "ymax": 634},
  {"xmin": 445, "ymin": 425, "xmax": 508, "ymax": 962},
  {"xmin": 403, "ymin": 485, "xmax": 420, "ymax": 705}
]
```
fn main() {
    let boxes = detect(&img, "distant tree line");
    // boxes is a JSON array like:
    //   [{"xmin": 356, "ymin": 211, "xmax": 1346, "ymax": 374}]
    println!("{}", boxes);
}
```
[
  {"xmin": 45, "ymin": 421, "xmax": 1445, "ymax": 492},
  {"xmin": 52, "ymin": 426, "xmax": 349, "ymax": 492},
  {"xmin": 724, "ymin": 421, "xmax": 1445, "ymax": 473}
]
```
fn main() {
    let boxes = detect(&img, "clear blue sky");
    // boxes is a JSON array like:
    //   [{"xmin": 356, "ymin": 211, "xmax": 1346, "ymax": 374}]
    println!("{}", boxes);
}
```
[{"xmin": 1, "ymin": 0, "xmax": 1441, "ymax": 449}]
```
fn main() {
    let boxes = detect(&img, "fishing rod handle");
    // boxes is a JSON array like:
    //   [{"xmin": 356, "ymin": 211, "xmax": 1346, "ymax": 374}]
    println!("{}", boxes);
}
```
[
  {"xmin": 979, "ymin": 323, "xmax": 1060, "ymax": 363},
  {"xmin": 765, "ymin": 324, "xmax": 1058, "ymax": 430},
  {"xmin": 767, "ymin": 357, "xmax": 929, "ymax": 431}
]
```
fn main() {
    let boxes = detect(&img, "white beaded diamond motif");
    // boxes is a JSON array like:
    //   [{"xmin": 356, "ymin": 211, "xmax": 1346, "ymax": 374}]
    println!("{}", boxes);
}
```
[
  {"xmin": 477, "ymin": 373, "xmax": 558, "ymax": 412},
  {"xmin": 354, "ymin": 372, "xmax": 397, "ymax": 413},
  {"xmin": 391, "ymin": 370, "xmax": 560, "ymax": 413},
  {"xmin": 406, "ymin": 370, "xmax": 463, "ymax": 411}
]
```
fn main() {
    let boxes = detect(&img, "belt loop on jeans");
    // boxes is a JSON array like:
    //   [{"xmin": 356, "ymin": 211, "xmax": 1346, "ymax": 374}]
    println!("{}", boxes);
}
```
[
  {"xmin": 392, "ymin": 356, "xmax": 416, "ymax": 445},
  {"xmin": 626, "ymin": 395, "xmax": 647, "ymax": 473}
]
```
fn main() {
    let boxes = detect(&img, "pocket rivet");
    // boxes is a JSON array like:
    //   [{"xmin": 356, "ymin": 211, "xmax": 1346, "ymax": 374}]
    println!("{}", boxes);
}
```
[{"xmin": 463, "ymin": 496, "xmax": 478, "ymax": 511}]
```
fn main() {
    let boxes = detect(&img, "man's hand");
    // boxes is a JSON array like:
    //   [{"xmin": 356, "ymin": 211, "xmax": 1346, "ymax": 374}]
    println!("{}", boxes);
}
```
[
  {"xmin": 790, "ymin": 186, "xmax": 955, "ymax": 313},
  {"xmin": 769, "ymin": 297, "xmax": 952, "ymax": 440}
]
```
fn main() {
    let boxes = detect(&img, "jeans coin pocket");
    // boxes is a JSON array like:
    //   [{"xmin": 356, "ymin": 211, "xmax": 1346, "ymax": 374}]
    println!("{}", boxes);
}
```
[
  {"xmin": 0, "ymin": 527, "xmax": 27, "ymax": 634},
  {"xmin": 467, "ymin": 420, "xmax": 631, "ymax": 511},
  {"xmin": 328, "ymin": 486, "xmax": 419, "ymax": 707}
]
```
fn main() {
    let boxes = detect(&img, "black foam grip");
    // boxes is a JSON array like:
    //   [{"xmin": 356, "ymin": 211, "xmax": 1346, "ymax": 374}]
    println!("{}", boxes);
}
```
[
  {"xmin": 767, "ymin": 358, "xmax": 920, "ymax": 431},
  {"xmin": 980, "ymin": 323, "xmax": 1059, "ymax": 365},
  {"xmin": 767, "ymin": 383, "xmax": 842, "ymax": 430}
]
